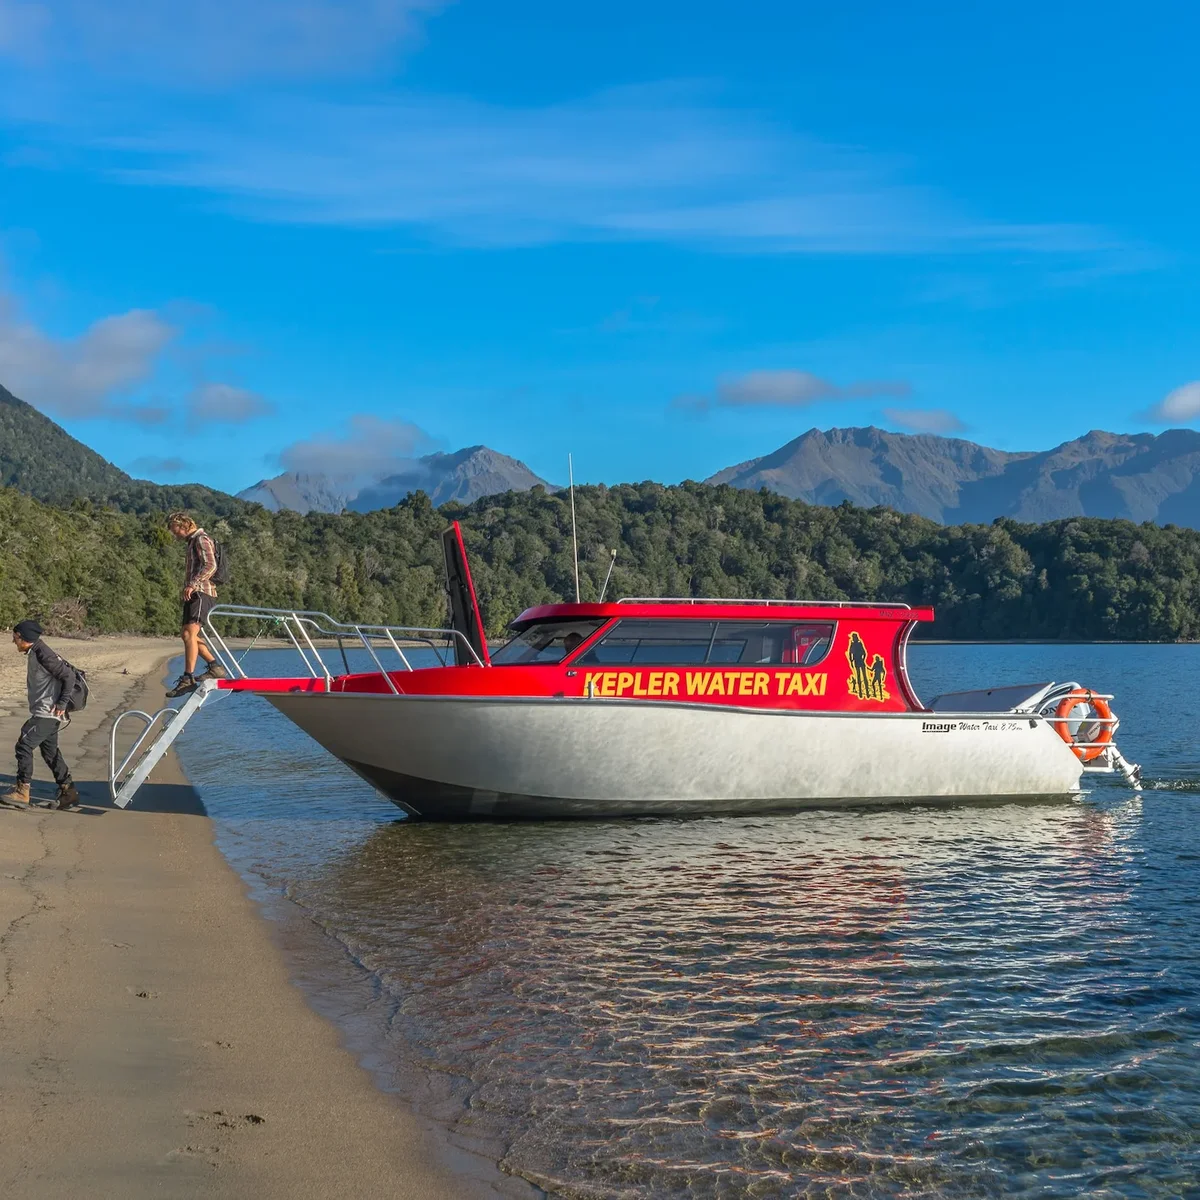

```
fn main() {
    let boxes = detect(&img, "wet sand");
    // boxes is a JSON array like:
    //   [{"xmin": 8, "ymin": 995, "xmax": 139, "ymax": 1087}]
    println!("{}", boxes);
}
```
[{"xmin": 0, "ymin": 637, "xmax": 484, "ymax": 1199}]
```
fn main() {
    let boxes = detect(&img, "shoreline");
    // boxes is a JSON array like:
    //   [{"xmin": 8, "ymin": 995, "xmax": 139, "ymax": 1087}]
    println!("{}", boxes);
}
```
[{"xmin": 0, "ymin": 638, "xmax": 497, "ymax": 1199}]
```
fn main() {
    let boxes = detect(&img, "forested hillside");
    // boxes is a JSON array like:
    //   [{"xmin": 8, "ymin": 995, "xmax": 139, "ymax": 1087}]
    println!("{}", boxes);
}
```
[
  {"xmin": 0, "ymin": 383, "xmax": 249, "ymax": 516},
  {"xmin": 2, "ymin": 481, "xmax": 1198, "ymax": 641}
]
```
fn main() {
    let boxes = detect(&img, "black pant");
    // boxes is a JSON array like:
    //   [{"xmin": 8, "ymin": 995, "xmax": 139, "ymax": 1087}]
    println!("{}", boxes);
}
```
[{"xmin": 15, "ymin": 717, "xmax": 72, "ymax": 787}]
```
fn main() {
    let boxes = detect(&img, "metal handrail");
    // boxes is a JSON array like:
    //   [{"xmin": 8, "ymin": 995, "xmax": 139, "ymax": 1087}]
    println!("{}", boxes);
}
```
[
  {"xmin": 108, "ymin": 681, "xmax": 228, "ymax": 808},
  {"xmin": 202, "ymin": 604, "xmax": 486, "ymax": 683},
  {"xmin": 617, "ymin": 597, "xmax": 914, "ymax": 609},
  {"xmin": 110, "ymin": 707, "xmax": 179, "ymax": 798}
]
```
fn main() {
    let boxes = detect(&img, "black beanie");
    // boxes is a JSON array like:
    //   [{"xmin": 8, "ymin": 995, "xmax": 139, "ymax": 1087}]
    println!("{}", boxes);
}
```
[{"xmin": 14, "ymin": 620, "xmax": 42, "ymax": 642}]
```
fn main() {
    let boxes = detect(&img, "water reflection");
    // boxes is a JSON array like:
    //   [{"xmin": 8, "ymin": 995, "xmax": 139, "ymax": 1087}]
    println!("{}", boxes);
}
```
[{"xmin": 257, "ymin": 799, "xmax": 1190, "ymax": 1198}]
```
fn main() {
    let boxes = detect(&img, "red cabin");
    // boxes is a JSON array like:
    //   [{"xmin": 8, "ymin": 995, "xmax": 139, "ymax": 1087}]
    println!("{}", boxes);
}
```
[{"xmin": 253, "ymin": 598, "xmax": 934, "ymax": 715}]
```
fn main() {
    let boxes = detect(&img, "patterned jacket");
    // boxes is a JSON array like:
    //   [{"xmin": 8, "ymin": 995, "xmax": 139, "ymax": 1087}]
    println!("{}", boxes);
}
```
[{"xmin": 185, "ymin": 530, "xmax": 219, "ymax": 598}]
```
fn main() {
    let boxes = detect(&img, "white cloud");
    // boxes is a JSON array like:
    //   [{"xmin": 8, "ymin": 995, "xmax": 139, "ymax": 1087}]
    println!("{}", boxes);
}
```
[
  {"xmin": 718, "ymin": 370, "xmax": 911, "ymax": 407},
  {"xmin": 0, "ymin": 69, "xmax": 1135, "ymax": 262},
  {"xmin": 674, "ymin": 369, "xmax": 911, "ymax": 415},
  {"xmin": 0, "ymin": 294, "xmax": 174, "ymax": 418},
  {"xmin": 130, "ymin": 454, "xmax": 189, "ymax": 476},
  {"xmin": 1147, "ymin": 381, "xmax": 1200, "ymax": 424},
  {"xmin": 0, "ymin": 288, "xmax": 273, "ymax": 425},
  {"xmin": 0, "ymin": 0, "xmax": 446, "ymax": 84},
  {"xmin": 188, "ymin": 381, "xmax": 273, "ymax": 424},
  {"xmin": 882, "ymin": 407, "xmax": 968, "ymax": 435},
  {"xmin": 278, "ymin": 414, "xmax": 435, "ymax": 483},
  {"xmin": 129, "ymin": 90, "xmax": 1124, "ymax": 257}
]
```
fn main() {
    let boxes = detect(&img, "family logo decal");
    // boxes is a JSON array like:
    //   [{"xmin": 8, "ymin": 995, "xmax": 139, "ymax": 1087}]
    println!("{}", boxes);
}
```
[{"xmin": 846, "ymin": 631, "xmax": 889, "ymax": 702}]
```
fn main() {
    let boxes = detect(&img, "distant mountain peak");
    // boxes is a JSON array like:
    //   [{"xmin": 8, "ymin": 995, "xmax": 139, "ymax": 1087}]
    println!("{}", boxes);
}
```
[
  {"xmin": 236, "ymin": 471, "xmax": 356, "ymax": 515},
  {"xmin": 237, "ymin": 445, "xmax": 554, "ymax": 514}
]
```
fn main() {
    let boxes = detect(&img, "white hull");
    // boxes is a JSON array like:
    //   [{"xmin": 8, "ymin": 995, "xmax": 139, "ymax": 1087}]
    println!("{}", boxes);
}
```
[{"xmin": 265, "ymin": 693, "xmax": 1086, "ymax": 820}]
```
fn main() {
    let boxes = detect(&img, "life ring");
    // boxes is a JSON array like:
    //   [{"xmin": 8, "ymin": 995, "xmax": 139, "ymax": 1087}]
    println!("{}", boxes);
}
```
[{"xmin": 1053, "ymin": 689, "xmax": 1114, "ymax": 762}]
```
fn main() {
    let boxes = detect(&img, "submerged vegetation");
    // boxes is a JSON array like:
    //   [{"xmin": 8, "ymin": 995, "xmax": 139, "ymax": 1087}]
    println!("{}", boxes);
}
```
[{"xmin": 2, "ymin": 480, "xmax": 1199, "ymax": 641}]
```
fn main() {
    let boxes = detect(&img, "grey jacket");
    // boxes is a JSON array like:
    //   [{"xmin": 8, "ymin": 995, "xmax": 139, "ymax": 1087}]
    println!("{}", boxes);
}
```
[{"xmin": 26, "ymin": 640, "xmax": 74, "ymax": 722}]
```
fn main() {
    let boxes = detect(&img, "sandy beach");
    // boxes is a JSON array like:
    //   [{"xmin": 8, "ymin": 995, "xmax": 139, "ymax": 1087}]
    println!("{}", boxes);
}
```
[{"xmin": 0, "ymin": 636, "xmax": 487, "ymax": 1199}]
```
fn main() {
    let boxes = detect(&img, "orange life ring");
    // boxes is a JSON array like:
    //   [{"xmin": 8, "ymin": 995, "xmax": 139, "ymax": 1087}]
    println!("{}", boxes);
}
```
[{"xmin": 1053, "ymin": 689, "xmax": 1114, "ymax": 762}]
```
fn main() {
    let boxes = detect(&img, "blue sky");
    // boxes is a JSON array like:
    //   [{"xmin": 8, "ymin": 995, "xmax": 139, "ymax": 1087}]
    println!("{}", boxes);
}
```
[{"xmin": 0, "ymin": 0, "xmax": 1197, "ymax": 494}]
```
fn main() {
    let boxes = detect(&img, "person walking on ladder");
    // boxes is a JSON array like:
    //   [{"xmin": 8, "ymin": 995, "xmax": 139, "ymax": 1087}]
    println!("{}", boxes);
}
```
[{"xmin": 166, "ymin": 511, "xmax": 229, "ymax": 697}]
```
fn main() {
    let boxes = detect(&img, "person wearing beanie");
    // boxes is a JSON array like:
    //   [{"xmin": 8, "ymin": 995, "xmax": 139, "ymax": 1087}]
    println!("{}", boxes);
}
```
[{"xmin": 3, "ymin": 620, "xmax": 80, "ymax": 811}]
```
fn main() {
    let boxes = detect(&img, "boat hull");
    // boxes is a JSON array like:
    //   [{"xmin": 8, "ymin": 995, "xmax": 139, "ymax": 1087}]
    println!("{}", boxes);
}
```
[{"xmin": 265, "ymin": 693, "xmax": 1086, "ymax": 820}]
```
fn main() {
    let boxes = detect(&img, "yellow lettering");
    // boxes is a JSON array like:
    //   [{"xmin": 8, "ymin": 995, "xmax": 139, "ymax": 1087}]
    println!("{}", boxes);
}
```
[
  {"xmin": 603, "ymin": 673, "xmax": 617, "ymax": 697},
  {"xmin": 785, "ymin": 673, "xmax": 805, "ymax": 697},
  {"xmin": 616, "ymin": 671, "xmax": 634, "ymax": 696},
  {"xmin": 776, "ymin": 673, "xmax": 788, "ymax": 695},
  {"xmin": 633, "ymin": 672, "xmax": 648, "ymax": 697},
  {"xmin": 686, "ymin": 671, "xmax": 707, "ymax": 696},
  {"xmin": 754, "ymin": 672, "xmax": 769, "ymax": 696},
  {"xmin": 818, "ymin": 673, "xmax": 827, "ymax": 696},
  {"xmin": 708, "ymin": 672, "xmax": 725, "ymax": 696},
  {"xmin": 664, "ymin": 672, "xmax": 679, "ymax": 696},
  {"xmin": 648, "ymin": 671, "xmax": 663, "ymax": 697},
  {"xmin": 737, "ymin": 672, "xmax": 752, "ymax": 695}
]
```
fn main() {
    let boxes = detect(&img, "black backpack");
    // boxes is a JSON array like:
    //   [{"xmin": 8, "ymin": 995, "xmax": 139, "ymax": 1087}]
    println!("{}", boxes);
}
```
[
  {"xmin": 212, "ymin": 540, "xmax": 230, "ymax": 587},
  {"xmin": 43, "ymin": 645, "xmax": 89, "ymax": 714},
  {"xmin": 64, "ymin": 665, "xmax": 89, "ymax": 713}
]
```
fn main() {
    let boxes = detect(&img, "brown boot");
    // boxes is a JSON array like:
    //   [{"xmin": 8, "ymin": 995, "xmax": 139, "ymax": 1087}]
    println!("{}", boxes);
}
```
[
  {"xmin": 55, "ymin": 782, "xmax": 80, "ymax": 811},
  {"xmin": 1, "ymin": 782, "xmax": 32, "ymax": 809}
]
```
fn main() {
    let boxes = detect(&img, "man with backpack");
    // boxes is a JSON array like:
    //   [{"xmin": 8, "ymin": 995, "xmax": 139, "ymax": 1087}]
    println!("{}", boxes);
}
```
[
  {"xmin": 166, "ymin": 511, "xmax": 229, "ymax": 697},
  {"xmin": 2, "ymin": 620, "xmax": 81, "ymax": 811}
]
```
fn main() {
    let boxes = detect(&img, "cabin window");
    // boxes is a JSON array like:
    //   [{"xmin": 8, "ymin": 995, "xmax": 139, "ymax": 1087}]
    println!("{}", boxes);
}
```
[
  {"xmin": 575, "ymin": 620, "xmax": 715, "ymax": 665},
  {"xmin": 491, "ymin": 619, "xmax": 607, "ymax": 665},
  {"xmin": 575, "ymin": 619, "xmax": 835, "ymax": 666},
  {"xmin": 709, "ymin": 622, "xmax": 834, "ymax": 666}
]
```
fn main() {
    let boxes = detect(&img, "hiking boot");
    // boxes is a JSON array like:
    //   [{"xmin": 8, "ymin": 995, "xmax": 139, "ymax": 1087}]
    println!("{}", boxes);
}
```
[
  {"xmin": 55, "ymin": 782, "xmax": 81, "ymax": 811},
  {"xmin": 198, "ymin": 661, "xmax": 229, "ymax": 682},
  {"xmin": 165, "ymin": 673, "xmax": 197, "ymax": 698},
  {"xmin": 1, "ymin": 782, "xmax": 32, "ymax": 810}
]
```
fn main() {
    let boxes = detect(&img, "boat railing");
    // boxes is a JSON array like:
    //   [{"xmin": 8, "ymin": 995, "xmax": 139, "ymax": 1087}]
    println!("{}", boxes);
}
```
[
  {"xmin": 202, "ymin": 604, "xmax": 485, "ymax": 693},
  {"xmin": 618, "ymin": 597, "xmax": 914, "ymax": 609}
]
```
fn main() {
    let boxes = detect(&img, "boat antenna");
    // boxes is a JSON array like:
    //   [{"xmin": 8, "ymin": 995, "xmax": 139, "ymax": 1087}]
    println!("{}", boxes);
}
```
[
  {"xmin": 598, "ymin": 548, "xmax": 617, "ymax": 603},
  {"xmin": 568, "ymin": 453, "xmax": 580, "ymax": 603}
]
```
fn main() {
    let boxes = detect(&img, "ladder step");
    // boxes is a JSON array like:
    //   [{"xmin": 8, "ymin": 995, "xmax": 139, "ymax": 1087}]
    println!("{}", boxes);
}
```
[{"xmin": 109, "ymin": 681, "xmax": 228, "ymax": 809}]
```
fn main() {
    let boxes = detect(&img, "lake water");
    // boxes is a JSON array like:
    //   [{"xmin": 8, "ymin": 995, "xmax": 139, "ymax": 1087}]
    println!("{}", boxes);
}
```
[{"xmin": 175, "ymin": 643, "xmax": 1200, "ymax": 1198}]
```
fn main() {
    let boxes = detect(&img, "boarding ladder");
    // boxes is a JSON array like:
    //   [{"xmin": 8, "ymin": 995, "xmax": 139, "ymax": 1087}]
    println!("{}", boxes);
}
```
[
  {"xmin": 107, "ymin": 606, "xmax": 481, "ymax": 808},
  {"xmin": 109, "ymin": 679, "xmax": 228, "ymax": 808}
]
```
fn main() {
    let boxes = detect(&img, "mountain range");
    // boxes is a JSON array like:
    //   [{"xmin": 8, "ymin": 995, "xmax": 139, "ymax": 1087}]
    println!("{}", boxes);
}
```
[
  {"xmin": 706, "ymin": 426, "xmax": 1200, "ymax": 526},
  {"xmin": 6, "ymin": 375, "xmax": 1200, "ymax": 528},
  {"xmin": 239, "ymin": 446, "xmax": 553, "ymax": 514}
]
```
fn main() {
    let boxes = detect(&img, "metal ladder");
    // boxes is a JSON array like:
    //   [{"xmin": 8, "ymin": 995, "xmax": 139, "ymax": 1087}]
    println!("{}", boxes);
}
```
[{"xmin": 109, "ymin": 680, "xmax": 228, "ymax": 809}]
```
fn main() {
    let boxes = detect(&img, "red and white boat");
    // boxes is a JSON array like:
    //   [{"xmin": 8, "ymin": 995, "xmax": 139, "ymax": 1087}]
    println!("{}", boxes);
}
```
[{"xmin": 146, "ymin": 522, "xmax": 1142, "ymax": 821}]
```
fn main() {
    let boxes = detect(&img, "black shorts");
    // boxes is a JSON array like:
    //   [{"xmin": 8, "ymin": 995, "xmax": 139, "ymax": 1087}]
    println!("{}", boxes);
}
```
[{"xmin": 182, "ymin": 592, "xmax": 216, "ymax": 629}]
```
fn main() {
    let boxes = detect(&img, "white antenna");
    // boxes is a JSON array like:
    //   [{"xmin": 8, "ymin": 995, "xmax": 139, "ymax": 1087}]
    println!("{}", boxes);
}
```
[
  {"xmin": 568, "ymin": 453, "xmax": 580, "ymax": 603},
  {"xmin": 598, "ymin": 548, "xmax": 617, "ymax": 603}
]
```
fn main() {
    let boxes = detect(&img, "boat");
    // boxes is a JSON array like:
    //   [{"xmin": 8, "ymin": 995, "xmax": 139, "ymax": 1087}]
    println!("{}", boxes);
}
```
[{"xmin": 137, "ymin": 522, "xmax": 1136, "ymax": 821}]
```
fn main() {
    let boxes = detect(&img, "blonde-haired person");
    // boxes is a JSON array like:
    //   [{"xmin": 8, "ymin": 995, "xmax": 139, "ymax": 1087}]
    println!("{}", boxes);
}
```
[{"xmin": 165, "ymin": 511, "xmax": 229, "ymax": 697}]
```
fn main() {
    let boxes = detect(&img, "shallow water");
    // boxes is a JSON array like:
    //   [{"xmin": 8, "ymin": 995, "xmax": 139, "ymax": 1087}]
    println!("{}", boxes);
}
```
[{"xmin": 177, "ymin": 643, "xmax": 1200, "ymax": 1198}]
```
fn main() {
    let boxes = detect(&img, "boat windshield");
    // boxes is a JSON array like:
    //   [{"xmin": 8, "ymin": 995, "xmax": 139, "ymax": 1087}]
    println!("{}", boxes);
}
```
[{"xmin": 491, "ymin": 618, "xmax": 608, "ymax": 665}]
